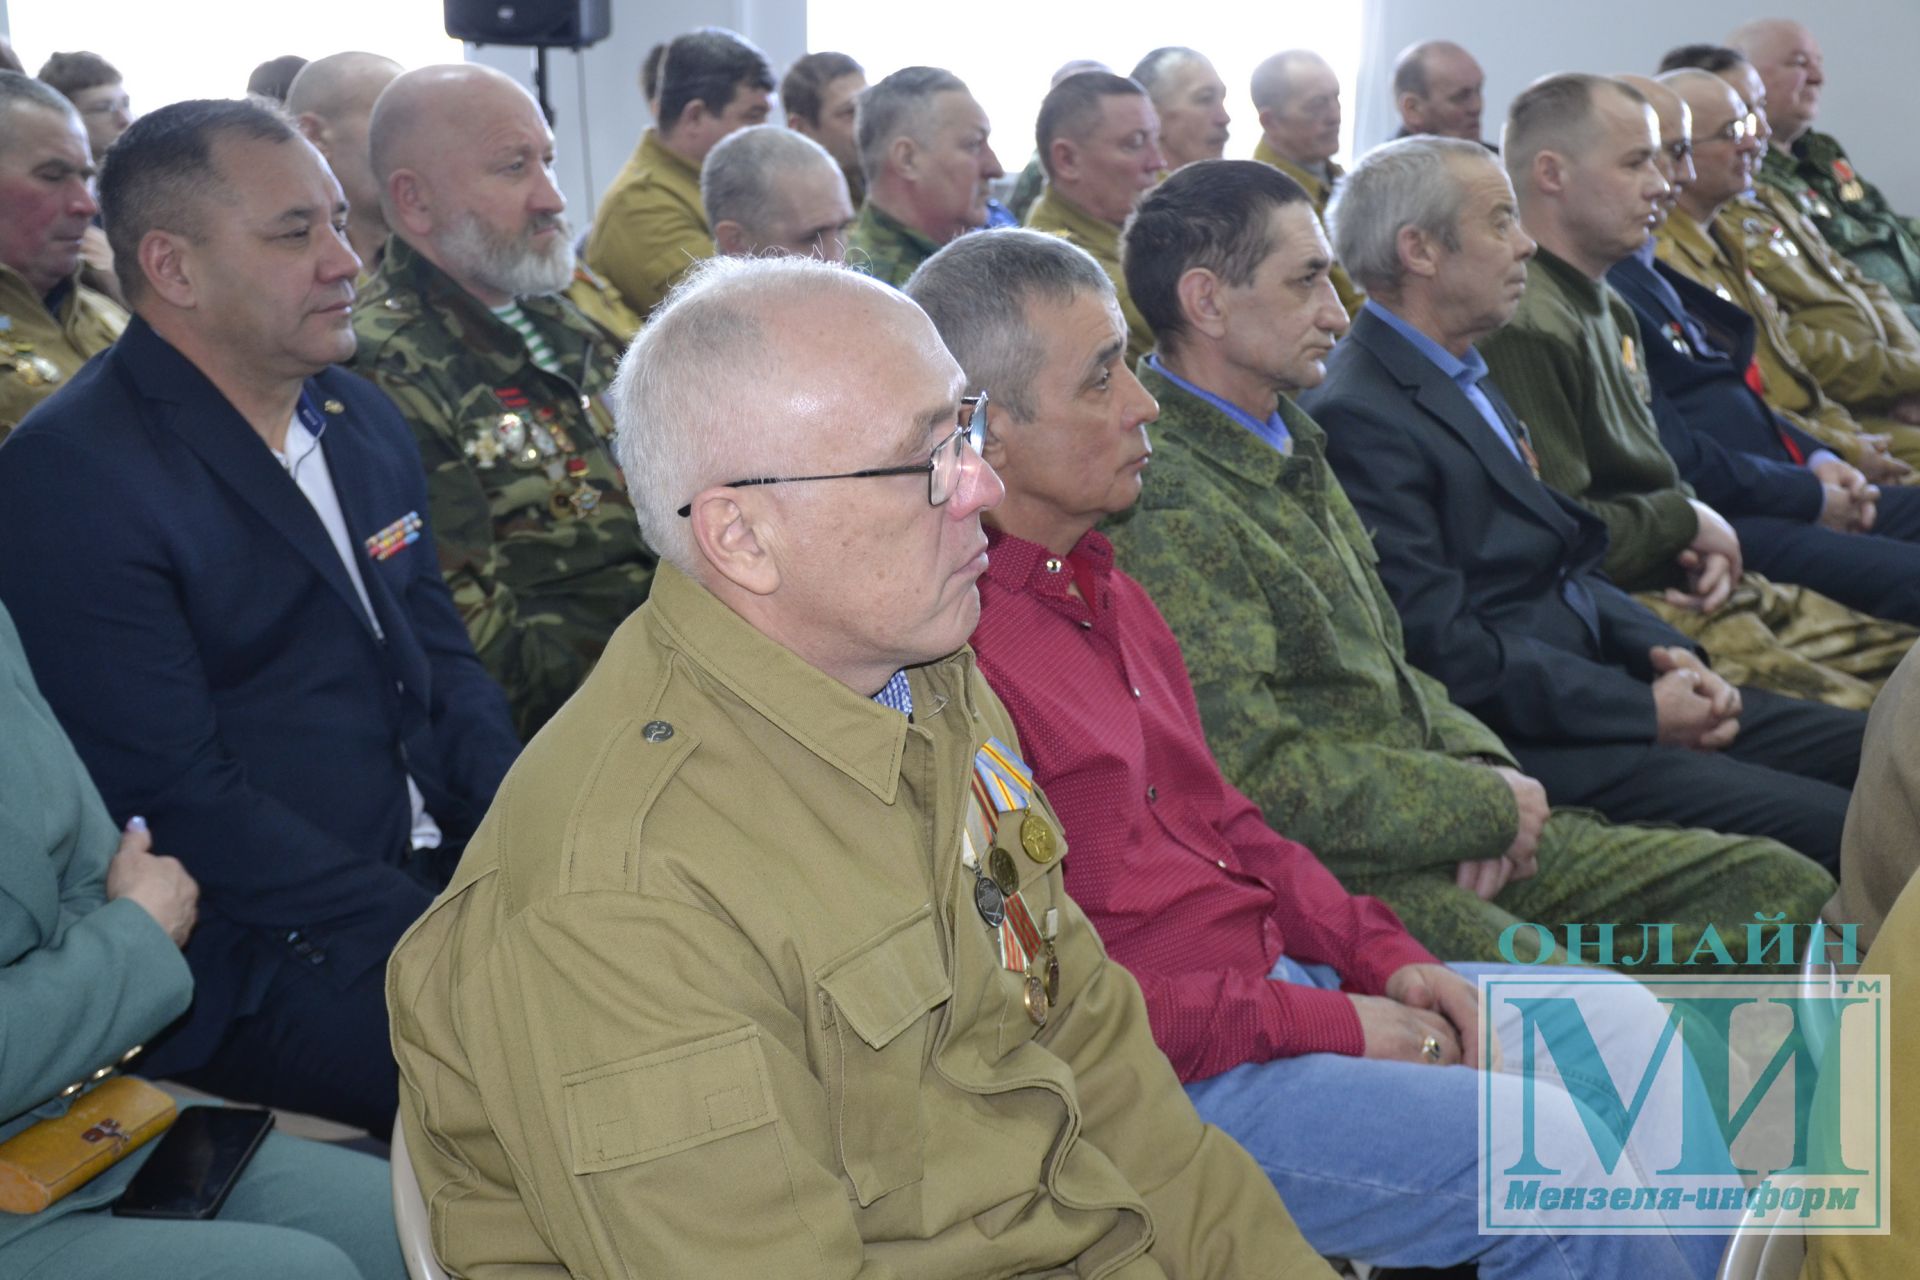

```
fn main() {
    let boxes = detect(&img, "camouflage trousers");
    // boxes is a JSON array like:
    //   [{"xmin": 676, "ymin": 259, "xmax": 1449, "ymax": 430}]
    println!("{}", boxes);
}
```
[
  {"xmin": 1346, "ymin": 807, "xmax": 1834, "ymax": 973},
  {"xmin": 1634, "ymin": 573, "xmax": 1915, "ymax": 711}
]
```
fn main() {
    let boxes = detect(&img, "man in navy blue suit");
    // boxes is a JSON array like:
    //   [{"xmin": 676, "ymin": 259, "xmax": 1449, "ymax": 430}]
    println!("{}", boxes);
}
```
[{"xmin": 0, "ymin": 99, "xmax": 520, "ymax": 1132}]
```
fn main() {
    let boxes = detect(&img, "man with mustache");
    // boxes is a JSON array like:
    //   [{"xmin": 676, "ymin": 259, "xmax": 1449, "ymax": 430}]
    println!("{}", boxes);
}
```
[
  {"xmin": 0, "ymin": 72, "xmax": 126, "ymax": 440},
  {"xmin": 0, "ymin": 97, "xmax": 520, "ymax": 1132},
  {"xmin": 352, "ymin": 64, "xmax": 655, "ymax": 738}
]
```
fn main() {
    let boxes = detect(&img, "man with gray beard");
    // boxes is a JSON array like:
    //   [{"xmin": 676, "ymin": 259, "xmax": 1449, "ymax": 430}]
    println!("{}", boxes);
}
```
[{"xmin": 351, "ymin": 63, "xmax": 655, "ymax": 737}]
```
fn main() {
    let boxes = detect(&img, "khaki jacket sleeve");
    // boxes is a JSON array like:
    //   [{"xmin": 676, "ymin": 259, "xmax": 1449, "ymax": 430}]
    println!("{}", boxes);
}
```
[
  {"xmin": 1032, "ymin": 876, "xmax": 1335, "ymax": 1279},
  {"xmin": 453, "ymin": 891, "xmax": 901, "ymax": 1279},
  {"xmin": 1779, "ymin": 292, "xmax": 1920, "ymax": 407}
]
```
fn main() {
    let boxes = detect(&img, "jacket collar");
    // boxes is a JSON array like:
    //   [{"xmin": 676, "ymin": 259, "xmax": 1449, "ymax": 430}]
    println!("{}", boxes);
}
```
[
  {"xmin": 1528, "ymin": 245, "xmax": 1610, "ymax": 315},
  {"xmin": 1346, "ymin": 305, "xmax": 1582, "ymax": 544},
  {"xmin": 1136, "ymin": 361, "xmax": 1323, "ymax": 488},
  {"xmin": 1027, "ymin": 188, "xmax": 1120, "ymax": 256},
  {"xmin": 982, "ymin": 525, "xmax": 1112, "ymax": 600},
  {"xmin": 1655, "ymin": 210, "xmax": 1723, "ymax": 278},
  {"xmin": 855, "ymin": 199, "xmax": 943, "ymax": 259},
  {"xmin": 645, "ymin": 565, "xmax": 983, "ymax": 803},
  {"xmin": 1252, "ymin": 138, "xmax": 1341, "ymax": 209}
]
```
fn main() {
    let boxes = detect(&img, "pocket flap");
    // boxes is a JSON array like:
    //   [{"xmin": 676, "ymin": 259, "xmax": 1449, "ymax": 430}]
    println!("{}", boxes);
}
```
[
  {"xmin": 561, "ymin": 1027, "xmax": 775, "ymax": 1174},
  {"xmin": 818, "ymin": 907, "xmax": 951, "ymax": 1050}
]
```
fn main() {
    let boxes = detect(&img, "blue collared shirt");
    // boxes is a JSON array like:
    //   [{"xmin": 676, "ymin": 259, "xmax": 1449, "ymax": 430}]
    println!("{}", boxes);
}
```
[
  {"xmin": 1143, "ymin": 353, "xmax": 1292, "ymax": 456},
  {"xmin": 1363, "ymin": 300, "xmax": 1524, "ymax": 464},
  {"xmin": 873, "ymin": 668, "xmax": 914, "ymax": 717}
]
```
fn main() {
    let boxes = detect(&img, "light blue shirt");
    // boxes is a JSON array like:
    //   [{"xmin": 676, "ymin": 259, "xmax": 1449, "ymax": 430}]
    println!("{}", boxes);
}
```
[
  {"xmin": 874, "ymin": 668, "xmax": 914, "ymax": 717},
  {"xmin": 1144, "ymin": 353, "xmax": 1292, "ymax": 456},
  {"xmin": 1364, "ymin": 300, "xmax": 1524, "ymax": 465}
]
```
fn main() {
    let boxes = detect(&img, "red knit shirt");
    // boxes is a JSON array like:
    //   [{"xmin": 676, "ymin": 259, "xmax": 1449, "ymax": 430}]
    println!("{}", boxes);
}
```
[{"xmin": 971, "ymin": 527, "xmax": 1434, "ymax": 1081}]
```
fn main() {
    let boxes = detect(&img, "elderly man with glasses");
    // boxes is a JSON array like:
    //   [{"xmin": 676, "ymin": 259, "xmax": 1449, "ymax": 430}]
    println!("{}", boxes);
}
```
[{"xmin": 386, "ymin": 253, "xmax": 1333, "ymax": 1280}]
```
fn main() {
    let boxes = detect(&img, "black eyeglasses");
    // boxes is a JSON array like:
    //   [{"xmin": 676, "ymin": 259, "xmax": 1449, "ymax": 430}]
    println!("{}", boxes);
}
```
[{"xmin": 677, "ymin": 393, "xmax": 988, "ymax": 517}]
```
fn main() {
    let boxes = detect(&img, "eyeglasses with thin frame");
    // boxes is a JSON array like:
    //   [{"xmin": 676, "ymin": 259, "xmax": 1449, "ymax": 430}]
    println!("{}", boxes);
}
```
[{"xmin": 677, "ymin": 393, "xmax": 988, "ymax": 517}]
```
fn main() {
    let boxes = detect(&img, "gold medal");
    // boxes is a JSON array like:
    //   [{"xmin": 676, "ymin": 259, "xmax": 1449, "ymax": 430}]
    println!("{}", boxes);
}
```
[
  {"xmin": 495, "ymin": 412, "xmax": 528, "ymax": 454},
  {"xmin": 1840, "ymin": 180, "xmax": 1865, "ymax": 203},
  {"xmin": 322, "ymin": 398, "xmax": 345, "ymax": 414},
  {"xmin": 989, "ymin": 847, "xmax": 1019, "ymax": 896},
  {"xmin": 1039, "ymin": 943, "xmax": 1060, "ymax": 1003},
  {"xmin": 1022, "ymin": 973, "xmax": 1049, "ymax": 1027},
  {"xmin": 1020, "ymin": 812, "xmax": 1056, "ymax": 864}
]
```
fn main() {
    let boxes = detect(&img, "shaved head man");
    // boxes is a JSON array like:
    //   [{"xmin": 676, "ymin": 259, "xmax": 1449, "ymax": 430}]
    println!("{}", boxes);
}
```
[
  {"xmin": 1131, "ymin": 46, "xmax": 1230, "ymax": 168},
  {"xmin": 700, "ymin": 124, "xmax": 854, "ymax": 260},
  {"xmin": 1250, "ymin": 49, "xmax": 1363, "ymax": 312},
  {"xmin": 1392, "ymin": 40, "xmax": 1486, "ymax": 142},
  {"xmin": 1617, "ymin": 73, "xmax": 1694, "ymax": 223},
  {"xmin": 356, "ymin": 63, "xmax": 654, "ymax": 737},
  {"xmin": 287, "ymin": 51, "xmax": 404, "ymax": 266}
]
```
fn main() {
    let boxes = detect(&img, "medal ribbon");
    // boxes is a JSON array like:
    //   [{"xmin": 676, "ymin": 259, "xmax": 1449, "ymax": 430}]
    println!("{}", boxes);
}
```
[{"xmin": 963, "ymin": 738, "xmax": 1043, "ymax": 973}]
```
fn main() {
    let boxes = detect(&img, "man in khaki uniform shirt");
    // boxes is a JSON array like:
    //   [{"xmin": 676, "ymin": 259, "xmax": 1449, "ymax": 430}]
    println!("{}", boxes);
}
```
[
  {"xmin": 586, "ymin": 28, "xmax": 773, "ymax": 318},
  {"xmin": 1250, "ymin": 50, "xmax": 1363, "ymax": 316},
  {"xmin": 387, "ymin": 254, "xmax": 1331, "ymax": 1279},
  {"xmin": 0, "ymin": 73, "xmax": 126, "ymax": 440},
  {"xmin": 1654, "ymin": 71, "xmax": 1920, "ymax": 482},
  {"xmin": 1024, "ymin": 72, "xmax": 1162, "ymax": 363}
]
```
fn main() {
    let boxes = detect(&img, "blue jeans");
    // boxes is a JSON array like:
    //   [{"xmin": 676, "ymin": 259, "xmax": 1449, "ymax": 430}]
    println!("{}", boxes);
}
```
[{"xmin": 1183, "ymin": 960, "xmax": 1729, "ymax": 1280}]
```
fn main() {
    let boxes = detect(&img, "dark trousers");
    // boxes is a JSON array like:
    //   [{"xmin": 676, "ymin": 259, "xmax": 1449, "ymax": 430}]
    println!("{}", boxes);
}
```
[
  {"xmin": 1522, "ymin": 687, "xmax": 1863, "ymax": 872},
  {"xmin": 1737, "ymin": 484, "xmax": 1920, "ymax": 625},
  {"xmin": 157, "ymin": 952, "xmax": 398, "ymax": 1136}
]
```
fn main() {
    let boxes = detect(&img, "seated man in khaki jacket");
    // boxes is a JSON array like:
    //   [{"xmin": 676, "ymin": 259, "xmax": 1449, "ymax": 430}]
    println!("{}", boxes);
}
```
[{"xmin": 386, "ymin": 254, "xmax": 1331, "ymax": 1280}]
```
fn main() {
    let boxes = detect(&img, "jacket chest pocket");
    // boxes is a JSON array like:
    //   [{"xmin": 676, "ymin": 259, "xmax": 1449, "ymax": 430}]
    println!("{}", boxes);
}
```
[{"xmin": 816, "ymin": 906, "xmax": 951, "ymax": 1206}]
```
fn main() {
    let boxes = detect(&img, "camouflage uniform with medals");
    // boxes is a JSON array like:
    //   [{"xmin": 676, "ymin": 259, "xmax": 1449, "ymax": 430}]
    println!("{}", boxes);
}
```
[
  {"xmin": 0, "ymin": 264, "xmax": 126, "ymax": 442},
  {"xmin": 349, "ymin": 236, "xmax": 655, "ymax": 739},
  {"xmin": 1760, "ymin": 134, "xmax": 1920, "ymax": 331}
]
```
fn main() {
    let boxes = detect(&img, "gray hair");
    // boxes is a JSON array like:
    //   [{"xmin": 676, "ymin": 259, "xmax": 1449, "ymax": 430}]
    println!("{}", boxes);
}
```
[
  {"xmin": 1331, "ymin": 136, "xmax": 1493, "ymax": 295},
  {"xmin": 0, "ymin": 69, "xmax": 80, "ymax": 144},
  {"xmin": 612, "ymin": 254, "xmax": 881, "ymax": 573},
  {"xmin": 1130, "ymin": 47, "xmax": 1206, "ymax": 100},
  {"xmin": 701, "ymin": 124, "xmax": 841, "ymax": 239},
  {"xmin": 855, "ymin": 65, "xmax": 967, "ymax": 184},
  {"xmin": 1249, "ymin": 49, "xmax": 1328, "ymax": 114},
  {"xmin": 904, "ymin": 228, "xmax": 1113, "ymax": 421}
]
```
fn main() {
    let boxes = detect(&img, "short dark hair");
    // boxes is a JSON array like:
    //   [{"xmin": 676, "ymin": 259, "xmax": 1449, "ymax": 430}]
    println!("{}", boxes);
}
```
[
  {"xmin": 100, "ymin": 98, "xmax": 299, "ymax": 302},
  {"xmin": 781, "ymin": 51, "xmax": 863, "ymax": 126},
  {"xmin": 1657, "ymin": 43, "xmax": 1748, "ymax": 74},
  {"xmin": 640, "ymin": 42, "xmax": 667, "ymax": 103},
  {"xmin": 1035, "ymin": 72, "xmax": 1146, "ymax": 181},
  {"xmin": 37, "ymin": 51, "xmax": 120, "ymax": 99},
  {"xmin": 247, "ymin": 55, "xmax": 307, "ymax": 103},
  {"xmin": 1122, "ymin": 159, "xmax": 1308, "ymax": 350},
  {"xmin": 658, "ymin": 28, "xmax": 774, "ymax": 134}
]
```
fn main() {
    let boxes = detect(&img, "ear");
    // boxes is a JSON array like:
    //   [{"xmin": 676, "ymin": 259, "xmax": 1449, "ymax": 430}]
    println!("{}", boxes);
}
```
[
  {"xmin": 1255, "ymin": 105, "xmax": 1278, "ymax": 135},
  {"xmin": 1047, "ymin": 136, "xmax": 1079, "ymax": 184},
  {"xmin": 713, "ymin": 220, "xmax": 752, "ymax": 256},
  {"xmin": 888, "ymin": 133, "xmax": 918, "ymax": 180},
  {"xmin": 785, "ymin": 110, "xmax": 810, "ymax": 134},
  {"xmin": 672, "ymin": 98, "xmax": 712, "ymax": 138},
  {"xmin": 294, "ymin": 111, "xmax": 328, "ymax": 150},
  {"xmin": 978, "ymin": 397, "xmax": 1017, "ymax": 473},
  {"xmin": 1175, "ymin": 266, "xmax": 1230, "ymax": 342},
  {"xmin": 687, "ymin": 491, "xmax": 781, "ymax": 597},
  {"xmin": 1396, "ymin": 93, "xmax": 1423, "ymax": 127},
  {"xmin": 1398, "ymin": 223, "xmax": 1441, "ymax": 280},
  {"xmin": 1532, "ymin": 148, "xmax": 1568, "ymax": 198},
  {"xmin": 137, "ymin": 229, "xmax": 198, "ymax": 309},
  {"xmin": 386, "ymin": 168, "xmax": 432, "ymax": 237}
]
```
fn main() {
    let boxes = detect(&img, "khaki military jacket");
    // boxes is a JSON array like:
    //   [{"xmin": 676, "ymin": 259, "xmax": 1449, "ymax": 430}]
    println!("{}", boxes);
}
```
[
  {"xmin": 585, "ymin": 128, "xmax": 712, "ymax": 318},
  {"xmin": 387, "ymin": 565, "xmax": 1326, "ymax": 1280},
  {"xmin": 0, "ymin": 265, "xmax": 126, "ymax": 442},
  {"xmin": 845, "ymin": 199, "xmax": 944, "ymax": 289},
  {"xmin": 349, "ymin": 236, "xmax": 655, "ymax": 739},
  {"xmin": 1025, "ymin": 187, "xmax": 1154, "ymax": 363},
  {"xmin": 1654, "ymin": 210, "xmax": 1870, "ymax": 462},
  {"xmin": 1725, "ymin": 190, "xmax": 1920, "ymax": 410},
  {"xmin": 1251, "ymin": 140, "xmax": 1363, "ymax": 316}
]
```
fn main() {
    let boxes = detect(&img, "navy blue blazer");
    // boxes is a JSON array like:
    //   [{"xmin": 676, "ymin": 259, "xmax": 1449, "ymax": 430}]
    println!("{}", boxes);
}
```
[
  {"xmin": 1607, "ymin": 251, "xmax": 1825, "ymax": 523},
  {"xmin": 1302, "ymin": 307, "xmax": 1693, "ymax": 797},
  {"xmin": 0, "ymin": 317, "xmax": 519, "ymax": 1069}
]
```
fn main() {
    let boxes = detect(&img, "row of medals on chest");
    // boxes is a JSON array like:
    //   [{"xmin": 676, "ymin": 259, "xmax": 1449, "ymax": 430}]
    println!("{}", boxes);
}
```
[
  {"xmin": 465, "ymin": 400, "xmax": 601, "ymax": 518},
  {"xmin": 966, "ymin": 813, "xmax": 1062, "ymax": 1027},
  {"xmin": 8, "ymin": 339, "xmax": 62, "ymax": 387}
]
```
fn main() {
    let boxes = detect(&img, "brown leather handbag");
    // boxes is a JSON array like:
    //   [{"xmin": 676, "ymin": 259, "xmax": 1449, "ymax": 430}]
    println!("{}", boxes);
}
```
[{"xmin": 0, "ymin": 1077, "xmax": 177, "ymax": 1214}]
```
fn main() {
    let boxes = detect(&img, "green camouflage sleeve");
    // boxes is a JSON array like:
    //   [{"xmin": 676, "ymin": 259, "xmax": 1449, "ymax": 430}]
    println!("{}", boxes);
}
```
[{"xmin": 1107, "ymin": 502, "xmax": 1518, "ymax": 878}]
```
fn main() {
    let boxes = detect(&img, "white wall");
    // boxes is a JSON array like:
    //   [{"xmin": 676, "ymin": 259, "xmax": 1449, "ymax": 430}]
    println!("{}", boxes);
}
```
[
  {"xmin": 465, "ymin": 0, "xmax": 806, "ymax": 224},
  {"xmin": 1351, "ymin": 0, "xmax": 1920, "ymax": 210}
]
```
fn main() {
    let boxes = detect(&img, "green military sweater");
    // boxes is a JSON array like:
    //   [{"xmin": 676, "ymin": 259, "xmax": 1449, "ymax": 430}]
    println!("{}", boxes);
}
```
[
  {"xmin": 350, "ymin": 236, "xmax": 656, "ymax": 738},
  {"xmin": 845, "ymin": 199, "xmax": 943, "ymax": 288},
  {"xmin": 1104, "ymin": 364, "xmax": 1519, "ymax": 880},
  {"xmin": 1480, "ymin": 247, "xmax": 1698, "ymax": 590}
]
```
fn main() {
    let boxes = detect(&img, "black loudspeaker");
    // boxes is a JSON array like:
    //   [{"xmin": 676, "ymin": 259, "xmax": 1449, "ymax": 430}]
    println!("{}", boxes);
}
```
[{"xmin": 444, "ymin": 0, "xmax": 611, "ymax": 47}]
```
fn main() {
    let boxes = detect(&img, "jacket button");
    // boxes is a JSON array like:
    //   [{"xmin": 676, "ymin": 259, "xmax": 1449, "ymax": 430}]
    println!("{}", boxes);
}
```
[
  {"xmin": 1146, "ymin": 785, "xmax": 1157, "ymax": 803},
  {"xmin": 642, "ymin": 720, "xmax": 674, "ymax": 742}
]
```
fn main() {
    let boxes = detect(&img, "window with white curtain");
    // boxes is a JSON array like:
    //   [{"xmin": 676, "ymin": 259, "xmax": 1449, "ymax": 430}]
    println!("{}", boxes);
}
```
[
  {"xmin": 806, "ymin": 2, "xmax": 1366, "ymax": 169},
  {"xmin": 4, "ymin": 1, "xmax": 461, "ymax": 113}
]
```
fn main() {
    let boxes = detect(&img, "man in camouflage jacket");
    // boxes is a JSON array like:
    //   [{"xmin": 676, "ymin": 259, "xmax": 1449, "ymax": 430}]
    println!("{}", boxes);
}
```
[{"xmin": 353, "ymin": 66, "xmax": 655, "ymax": 738}]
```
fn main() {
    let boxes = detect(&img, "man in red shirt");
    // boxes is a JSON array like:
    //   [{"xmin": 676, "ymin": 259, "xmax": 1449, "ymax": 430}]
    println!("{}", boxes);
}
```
[{"xmin": 906, "ymin": 229, "xmax": 1728, "ymax": 1279}]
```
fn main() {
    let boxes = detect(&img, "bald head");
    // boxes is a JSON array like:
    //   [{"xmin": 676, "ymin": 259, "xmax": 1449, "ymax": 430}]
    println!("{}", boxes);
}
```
[
  {"xmin": 1727, "ymin": 17, "xmax": 1823, "ymax": 143},
  {"xmin": 371, "ymin": 64, "xmax": 572, "ymax": 305},
  {"xmin": 287, "ymin": 51, "xmax": 402, "ymax": 119},
  {"xmin": 1252, "ymin": 50, "xmax": 1341, "ymax": 167},
  {"xmin": 1619, "ymin": 74, "xmax": 1691, "ymax": 223},
  {"xmin": 286, "ymin": 52, "xmax": 402, "ymax": 250},
  {"xmin": 1393, "ymin": 40, "xmax": 1486, "ymax": 141}
]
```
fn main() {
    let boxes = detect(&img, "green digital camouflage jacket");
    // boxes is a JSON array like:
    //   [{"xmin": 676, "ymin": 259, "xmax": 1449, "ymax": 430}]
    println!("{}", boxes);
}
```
[
  {"xmin": 349, "ymin": 237, "xmax": 656, "ymax": 739},
  {"xmin": 1761, "ymin": 136, "xmax": 1920, "ymax": 329},
  {"xmin": 1103, "ymin": 364, "xmax": 1521, "ymax": 879},
  {"xmin": 845, "ymin": 200, "xmax": 943, "ymax": 288}
]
